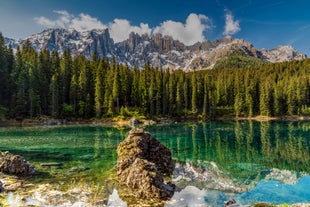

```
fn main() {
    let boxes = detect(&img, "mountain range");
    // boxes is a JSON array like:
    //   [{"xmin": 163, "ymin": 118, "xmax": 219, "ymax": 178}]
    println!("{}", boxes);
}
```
[{"xmin": 4, "ymin": 28, "xmax": 307, "ymax": 70}]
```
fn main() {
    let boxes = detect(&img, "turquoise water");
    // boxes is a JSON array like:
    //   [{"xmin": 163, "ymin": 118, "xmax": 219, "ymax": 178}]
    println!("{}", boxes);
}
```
[{"xmin": 0, "ymin": 121, "xmax": 309, "ymax": 206}]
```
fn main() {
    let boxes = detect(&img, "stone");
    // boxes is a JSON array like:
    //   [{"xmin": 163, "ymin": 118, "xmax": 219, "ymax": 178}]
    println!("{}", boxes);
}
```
[
  {"xmin": 0, "ymin": 180, "xmax": 4, "ymax": 192},
  {"xmin": 0, "ymin": 151, "xmax": 35, "ymax": 175},
  {"xmin": 129, "ymin": 117, "xmax": 141, "ymax": 128},
  {"xmin": 117, "ymin": 128, "xmax": 174, "ymax": 175},
  {"xmin": 40, "ymin": 163, "xmax": 63, "ymax": 167},
  {"xmin": 116, "ymin": 128, "xmax": 175, "ymax": 201},
  {"xmin": 225, "ymin": 199, "xmax": 237, "ymax": 207}
]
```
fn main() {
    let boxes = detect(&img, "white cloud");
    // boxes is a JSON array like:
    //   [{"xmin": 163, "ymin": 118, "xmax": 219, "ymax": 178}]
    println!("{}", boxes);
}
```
[
  {"xmin": 34, "ymin": 11, "xmax": 212, "ymax": 45},
  {"xmin": 34, "ymin": 10, "xmax": 106, "ymax": 31},
  {"xmin": 109, "ymin": 19, "xmax": 151, "ymax": 43},
  {"xmin": 223, "ymin": 10, "xmax": 241, "ymax": 36},
  {"xmin": 153, "ymin": 13, "xmax": 211, "ymax": 45},
  {"xmin": 70, "ymin": 13, "xmax": 106, "ymax": 31}
]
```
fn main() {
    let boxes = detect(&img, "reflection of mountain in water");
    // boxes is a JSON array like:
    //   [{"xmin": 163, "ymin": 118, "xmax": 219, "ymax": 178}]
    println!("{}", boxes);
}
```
[
  {"xmin": 173, "ymin": 161, "xmax": 243, "ymax": 193},
  {"xmin": 105, "ymin": 161, "xmax": 309, "ymax": 207},
  {"xmin": 171, "ymin": 161, "xmax": 308, "ymax": 193}
]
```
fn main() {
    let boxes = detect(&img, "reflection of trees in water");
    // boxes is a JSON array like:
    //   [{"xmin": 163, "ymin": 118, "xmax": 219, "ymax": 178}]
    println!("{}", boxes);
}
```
[
  {"xmin": 153, "ymin": 122, "xmax": 310, "ymax": 174},
  {"xmin": 269, "ymin": 122, "xmax": 310, "ymax": 171},
  {"xmin": 191, "ymin": 124, "xmax": 197, "ymax": 161}
]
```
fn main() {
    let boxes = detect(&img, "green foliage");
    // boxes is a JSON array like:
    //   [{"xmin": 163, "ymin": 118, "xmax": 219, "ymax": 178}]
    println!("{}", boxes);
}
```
[
  {"xmin": 301, "ymin": 106, "xmax": 310, "ymax": 115},
  {"xmin": 213, "ymin": 51, "xmax": 268, "ymax": 70},
  {"xmin": 253, "ymin": 203, "xmax": 276, "ymax": 207},
  {"xmin": 119, "ymin": 106, "xmax": 130, "ymax": 117},
  {"xmin": 0, "ymin": 105, "xmax": 7, "ymax": 120},
  {"xmin": 62, "ymin": 103, "xmax": 74, "ymax": 117},
  {"xmin": 0, "ymin": 42, "xmax": 309, "ymax": 120},
  {"xmin": 278, "ymin": 204, "xmax": 289, "ymax": 207}
]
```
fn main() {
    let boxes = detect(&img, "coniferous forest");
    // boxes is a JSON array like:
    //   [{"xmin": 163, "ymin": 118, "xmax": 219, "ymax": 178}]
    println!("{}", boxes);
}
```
[{"xmin": 0, "ymin": 33, "xmax": 310, "ymax": 120}]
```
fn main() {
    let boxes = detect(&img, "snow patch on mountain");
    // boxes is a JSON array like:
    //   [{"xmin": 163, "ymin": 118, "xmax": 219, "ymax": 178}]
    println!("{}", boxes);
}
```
[{"xmin": 4, "ymin": 28, "xmax": 307, "ymax": 70}]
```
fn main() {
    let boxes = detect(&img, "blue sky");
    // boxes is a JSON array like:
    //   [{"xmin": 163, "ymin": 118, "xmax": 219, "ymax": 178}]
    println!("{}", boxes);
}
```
[{"xmin": 0, "ymin": 0, "xmax": 310, "ymax": 55}]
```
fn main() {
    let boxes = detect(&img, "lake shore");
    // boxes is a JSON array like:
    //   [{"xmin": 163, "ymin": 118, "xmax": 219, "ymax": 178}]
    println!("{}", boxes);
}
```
[{"xmin": 1, "ymin": 115, "xmax": 310, "ymax": 128}]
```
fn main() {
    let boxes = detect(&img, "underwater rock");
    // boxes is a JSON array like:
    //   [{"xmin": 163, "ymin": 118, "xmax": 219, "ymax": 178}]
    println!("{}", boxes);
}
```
[
  {"xmin": 0, "ymin": 181, "xmax": 4, "ymax": 192},
  {"xmin": 225, "ymin": 199, "xmax": 237, "ymax": 207},
  {"xmin": 40, "ymin": 162, "xmax": 63, "ymax": 167},
  {"xmin": 69, "ymin": 166, "xmax": 90, "ymax": 173},
  {"xmin": 0, "ymin": 151, "xmax": 35, "ymax": 175},
  {"xmin": 116, "ymin": 128, "xmax": 175, "ymax": 201}
]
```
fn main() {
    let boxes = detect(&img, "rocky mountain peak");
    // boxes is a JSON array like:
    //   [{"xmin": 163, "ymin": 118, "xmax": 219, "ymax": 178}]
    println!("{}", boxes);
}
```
[
  {"xmin": 4, "ymin": 28, "xmax": 307, "ymax": 70},
  {"xmin": 259, "ymin": 45, "xmax": 306, "ymax": 62}
]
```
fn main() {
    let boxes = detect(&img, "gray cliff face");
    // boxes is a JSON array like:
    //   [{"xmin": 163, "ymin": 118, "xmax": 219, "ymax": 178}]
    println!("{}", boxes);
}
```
[{"xmin": 4, "ymin": 29, "xmax": 307, "ymax": 70}]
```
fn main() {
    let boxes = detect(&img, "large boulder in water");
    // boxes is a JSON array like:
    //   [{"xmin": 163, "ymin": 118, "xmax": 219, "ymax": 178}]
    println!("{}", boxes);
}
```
[
  {"xmin": 116, "ymin": 128, "xmax": 175, "ymax": 200},
  {"xmin": 0, "ymin": 151, "xmax": 35, "ymax": 175}
]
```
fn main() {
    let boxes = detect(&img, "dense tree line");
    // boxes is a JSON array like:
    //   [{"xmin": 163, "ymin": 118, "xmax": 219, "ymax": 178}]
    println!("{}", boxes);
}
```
[{"xmin": 0, "ymin": 33, "xmax": 309, "ymax": 120}]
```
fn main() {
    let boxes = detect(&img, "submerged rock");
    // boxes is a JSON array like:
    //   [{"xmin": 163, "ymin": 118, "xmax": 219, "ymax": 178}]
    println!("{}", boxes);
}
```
[
  {"xmin": 0, "ymin": 151, "xmax": 35, "ymax": 175},
  {"xmin": 40, "ymin": 162, "xmax": 63, "ymax": 167},
  {"xmin": 116, "ymin": 128, "xmax": 175, "ymax": 201},
  {"xmin": 0, "ymin": 181, "xmax": 4, "ymax": 192}
]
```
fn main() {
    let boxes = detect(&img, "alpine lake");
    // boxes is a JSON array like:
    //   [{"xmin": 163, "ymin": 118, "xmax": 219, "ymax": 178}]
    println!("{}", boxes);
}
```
[{"xmin": 0, "ymin": 121, "xmax": 309, "ymax": 206}]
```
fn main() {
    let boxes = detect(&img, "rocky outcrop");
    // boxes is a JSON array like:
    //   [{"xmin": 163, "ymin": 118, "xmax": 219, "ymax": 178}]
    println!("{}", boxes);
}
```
[
  {"xmin": 116, "ymin": 128, "xmax": 175, "ymax": 201},
  {"xmin": 0, "ymin": 151, "xmax": 35, "ymax": 175}
]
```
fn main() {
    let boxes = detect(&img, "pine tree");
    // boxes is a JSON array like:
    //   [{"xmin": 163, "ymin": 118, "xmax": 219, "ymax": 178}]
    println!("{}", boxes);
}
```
[
  {"xmin": 94, "ymin": 59, "xmax": 105, "ymax": 117},
  {"xmin": 112, "ymin": 65, "xmax": 121, "ymax": 114},
  {"xmin": 183, "ymin": 75, "xmax": 189, "ymax": 115},
  {"xmin": 14, "ymin": 47, "xmax": 30, "ymax": 119},
  {"xmin": 287, "ymin": 79, "xmax": 297, "ymax": 115},
  {"xmin": 60, "ymin": 49, "xmax": 73, "ymax": 105},
  {"xmin": 155, "ymin": 70, "xmax": 163, "ymax": 115},
  {"xmin": 259, "ymin": 79, "xmax": 274, "ymax": 116},
  {"xmin": 131, "ymin": 68, "xmax": 140, "ymax": 108},
  {"xmin": 233, "ymin": 71, "xmax": 245, "ymax": 117},
  {"xmin": 202, "ymin": 75, "xmax": 209, "ymax": 116},
  {"xmin": 28, "ymin": 63, "xmax": 41, "ymax": 117},
  {"xmin": 6, "ymin": 46, "xmax": 15, "ymax": 116},
  {"xmin": 168, "ymin": 72, "xmax": 175, "ymax": 115},
  {"xmin": 176, "ymin": 73, "xmax": 184, "ymax": 115},
  {"xmin": 50, "ymin": 74, "xmax": 59, "ymax": 117},
  {"xmin": 0, "ymin": 33, "xmax": 7, "ymax": 107},
  {"xmin": 38, "ymin": 49, "xmax": 51, "ymax": 114},
  {"xmin": 70, "ymin": 74, "xmax": 79, "ymax": 116},
  {"xmin": 76, "ymin": 56, "xmax": 93, "ymax": 117},
  {"xmin": 191, "ymin": 73, "xmax": 198, "ymax": 114},
  {"xmin": 49, "ymin": 51, "xmax": 61, "ymax": 117}
]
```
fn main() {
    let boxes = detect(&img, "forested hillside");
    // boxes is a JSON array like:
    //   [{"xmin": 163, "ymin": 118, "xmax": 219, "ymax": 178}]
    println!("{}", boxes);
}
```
[{"xmin": 0, "ymin": 33, "xmax": 309, "ymax": 120}]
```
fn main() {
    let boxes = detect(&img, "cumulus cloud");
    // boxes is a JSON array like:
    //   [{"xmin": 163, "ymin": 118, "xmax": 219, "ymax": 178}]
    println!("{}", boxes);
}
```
[
  {"xmin": 153, "ymin": 13, "xmax": 211, "ymax": 45},
  {"xmin": 34, "ymin": 10, "xmax": 106, "ymax": 31},
  {"xmin": 70, "ymin": 13, "xmax": 106, "ymax": 31},
  {"xmin": 223, "ymin": 10, "xmax": 241, "ymax": 36},
  {"xmin": 34, "ymin": 10, "xmax": 70, "ymax": 28},
  {"xmin": 34, "ymin": 11, "xmax": 212, "ymax": 45},
  {"xmin": 109, "ymin": 19, "xmax": 151, "ymax": 43}
]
